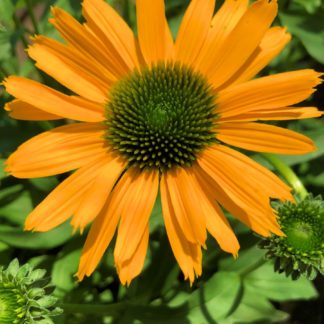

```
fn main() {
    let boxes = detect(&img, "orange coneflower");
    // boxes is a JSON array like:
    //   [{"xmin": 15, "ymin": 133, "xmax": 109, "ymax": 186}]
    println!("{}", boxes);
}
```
[{"xmin": 3, "ymin": 0, "xmax": 322, "ymax": 285}]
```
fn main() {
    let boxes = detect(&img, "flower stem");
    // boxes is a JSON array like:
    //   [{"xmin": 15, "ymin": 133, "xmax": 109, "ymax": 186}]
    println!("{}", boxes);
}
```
[
  {"xmin": 25, "ymin": 0, "xmax": 39, "ymax": 34},
  {"xmin": 261, "ymin": 153, "xmax": 308, "ymax": 200}
]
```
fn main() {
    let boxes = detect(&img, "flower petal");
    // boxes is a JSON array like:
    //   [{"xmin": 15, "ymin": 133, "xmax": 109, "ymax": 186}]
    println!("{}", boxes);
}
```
[
  {"xmin": 136, "ymin": 0, "xmax": 173, "ymax": 64},
  {"xmin": 219, "ymin": 106, "xmax": 323, "ymax": 122},
  {"xmin": 116, "ymin": 226, "xmax": 149, "ymax": 286},
  {"xmin": 201, "ymin": 0, "xmax": 278, "ymax": 88},
  {"xmin": 5, "ymin": 100, "xmax": 62, "ymax": 120},
  {"xmin": 114, "ymin": 169, "xmax": 159, "ymax": 263},
  {"xmin": 195, "ymin": 0, "xmax": 248, "ymax": 70},
  {"xmin": 50, "ymin": 7, "xmax": 120, "ymax": 80},
  {"xmin": 71, "ymin": 153, "xmax": 126, "ymax": 232},
  {"xmin": 160, "ymin": 175, "xmax": 202, "ymax": 283},
  {"xmin": 175, "ymin": 0, "xmax": 215, "ymax": 66},
  {"xmin": 198, "ymin": 146, "xmax": 283, "ymax": 236},
  {"xmin": 216, "ymin": 122, "xmax": 316, "ymax": 154},
  {"xmin": 6, "ymin": 123, "xmax": 107, "ymax": 178},
  {"xmin": 228, "ymin": 27, "xmax": 291, "ymax": 86},
  {"xmin": 82, "ymin": 0, "xmax": 140, "ymax": 72},
  {"xmin": 28, "ymin": 36, "xmax": 110, "ymax": 103},
  {"xmin": 3, "ymin": 76, "xmax": 104, "ymax": 122},
  {"xmin": 217, "ymin": 69, "xmax": 322, "ymax": 118},
  {"xmin": 163, "ymin": 168, "xmax": 207, "ymax": 246},
  {"xmin": 76, "ymin": 167, "xmax": 139, "ymax": 280},
  {"xmin": 190, "ymin": 166, "xmax": 240, "ymax": 255},
  {"xmin": 25, "ymin": 157, "xmax": 108, "ymax": 232}
]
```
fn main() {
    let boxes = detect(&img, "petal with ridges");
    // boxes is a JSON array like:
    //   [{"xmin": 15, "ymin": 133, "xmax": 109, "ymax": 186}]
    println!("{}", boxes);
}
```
[
  {"xmin": 216, "ymin": 122, "xmax": 316, "ymax": 154},
  {"xmin": 6, "ymin": 123, "xmax": 107, "ymax": 178},
  {"xmin": 116, "ymin": 226, "xmax": 149, "ymax": 286},
  {"xmin": 217, "ymin": 69, "xmax": 322, "ymax": 118},
  {"xmin": 83, "ymin": 0, "xmax": 140, "ymax": 72},
  {"xmin": 190, "ymin": 166, "xmax": 240, "ymax": 255},
  {"xmin": 136, "ymin": 0, "xmax": 173, "ymax": 64},
  {"xmin": 195, "ymin": 0, "xmax": 248, "ymax": 69},
  {"xmin": 28, "ymin": 36, "xmax": 110, "ymax": 103},
  {"xmin": 161, "ymin": 176, "xmax": 202, "ymax": 283},
  {"xmin": 76, "ymin": 168, "xmax": 139, "ymax": 280},
  {"xmin": 5, "ymin": 100, "xmax": 62, "ymax": 120},
  {"xmin": 219, "ymin": 106, "xmax": 323, "ymax": 122},
  {"xmin": 50, "ymin": 7, "xmax": 120, "ymax": 80},
  {"xmin": 175, "ymin": 0, "xmax": 215, "ymax": 66},
  {"xmin": 114, "ymin": 169, "xmax": 159, "ymax": 263},
  {"xmin": 71, "ymin": 153, "xmax": 127, "ymax": 232},
  {"xmin": 198, "ymin": 147, "xmax": 283, "ymax": 236},
  {"xmin": 164, "ymin": 168, "xmax": 207, "ymax": 245},
  {"xmin": 201, "ymin": 0, "xmax": 278, "ymax": 88},
  {"xmin": 228, "ymin": 27, "xmax": 291, "ymax": 86},
  {"xmin": 3, "ymin": 76, "xmax": 104, "ymax": 122},
  {"xmin": 25, "ymin": 157, "xmax": 108, "ymax": 232}
]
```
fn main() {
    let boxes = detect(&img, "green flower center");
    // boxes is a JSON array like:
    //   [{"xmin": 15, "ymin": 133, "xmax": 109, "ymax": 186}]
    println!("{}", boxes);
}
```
[
  {"xmin": 104, "ymin": 62, "xmax": 218, "ymax": 171},
  {"xmin": 280, "ymin": 204, "xmax": 323, "ymax": 256},
  {"xmin": 0, "ymin": 286, "xmax": 26, "ymax": 323}
]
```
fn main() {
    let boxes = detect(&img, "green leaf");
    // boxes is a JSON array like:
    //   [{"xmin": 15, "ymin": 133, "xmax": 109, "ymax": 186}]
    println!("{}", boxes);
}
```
[
  {"xmin": 52, "ymin": 248, "xmax": 81, "ymax": 294},
  {"xmin": 245, "ymin": 262, "xmax": 318, "ymax": 302},
  {"xmin": 221, "ymin": 286, "xmax": 288, "ymax": 324},
  {"xmin": 0, "ymin": 159, "xmax": 8, "ymax": 180},
  {"xmin": 280, "ymin": 9, "xmax": 324, "ymax": 64},
  {"xmin": 186, "ymin": 271, "xmax": 241, "ymax": 322},
  {"xmin": 0, "ymin": 222, "xmax": 73, "ymax": 249}
]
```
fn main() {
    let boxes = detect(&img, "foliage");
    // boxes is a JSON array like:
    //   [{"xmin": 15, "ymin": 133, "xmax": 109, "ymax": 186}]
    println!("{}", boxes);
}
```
[{"xmin": 0, "ymin": 0, "xmax": 323, "ymax": 323}]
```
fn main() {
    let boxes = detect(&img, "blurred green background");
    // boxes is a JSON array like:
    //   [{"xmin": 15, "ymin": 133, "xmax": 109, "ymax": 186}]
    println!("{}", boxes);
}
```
[{"xmin": 0, "ymin": 0, "xmax": 323, "ymax": 323}]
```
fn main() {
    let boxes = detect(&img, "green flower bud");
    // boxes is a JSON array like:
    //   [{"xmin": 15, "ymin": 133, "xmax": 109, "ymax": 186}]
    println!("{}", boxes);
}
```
[
  {"xmin": 259, "ymin": 195, "xmax": 324, "ymax": 280},
  {"xmin": 0, "ymin": 259, "xmax": 63, "ymax": 323}
]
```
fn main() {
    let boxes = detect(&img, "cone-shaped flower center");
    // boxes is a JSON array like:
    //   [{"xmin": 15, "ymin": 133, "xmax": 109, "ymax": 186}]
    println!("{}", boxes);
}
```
[{"xmin": 104, "ymin": 62, "xmax": 217, "ymax": 171}]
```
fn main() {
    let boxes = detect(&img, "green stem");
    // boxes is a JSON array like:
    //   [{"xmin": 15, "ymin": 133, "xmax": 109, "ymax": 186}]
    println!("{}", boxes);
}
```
[
  {"xmin": 261, "ymin": 153, "xmax": 308, "ymax": 200},
  {"xmin": 25, "ymin": 0, "xmax": 39, "ymax": 34},
  {"xmin": 62, "ymin": 302, "xmax": 125, "ymax": 316}
]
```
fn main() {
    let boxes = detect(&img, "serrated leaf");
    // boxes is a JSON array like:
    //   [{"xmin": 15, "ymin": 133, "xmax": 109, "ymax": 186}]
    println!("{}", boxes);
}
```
[
  {"xmin": 37, "ymin": 295, "xmax": 59, "ymax": 308},
  {"xmin": 6, "ymin": 258, "xmax": 20, "ymax": 277}
]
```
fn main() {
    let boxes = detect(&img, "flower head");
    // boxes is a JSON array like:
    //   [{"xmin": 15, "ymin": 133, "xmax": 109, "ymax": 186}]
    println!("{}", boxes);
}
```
[
  {"xmin": 3, "ymin": 0, "xmax": 323, "ymax": 285},
  {"xmin": 0, "ymin": 259, "xmax": 62, "ymax": 323},
  {"xmin": 259, "ymin": 196, "xmax": 324, "ymax": 280}
]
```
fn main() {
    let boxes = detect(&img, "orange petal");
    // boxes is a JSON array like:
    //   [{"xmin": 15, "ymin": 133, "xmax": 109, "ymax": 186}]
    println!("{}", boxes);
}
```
[
  {"xmin": 198, "ymin": 146, "xmax": 283, "ymax": 236},
  {"xmin": 190, "ymin": 166, "xmax": 240, "ymax": 255},
  {"xmin": 3, "ymin": 76, "xmax": 104, "ymax": 122},
  {"xmin": 216, "ymin": 122, "xmax": 316, "ymax": 154},
  {"xmin": 160, "ymin": 175, "xmax": 202, "ymax": 283},
  {"xmin": 76, "ymin": 167, "xmax": 140, "ymax": 280},
  {"xmin": 219, "ymin": 106, "xmax": 323, "ymax": 122},
  {"xmin": 28, "ymin": 36, "xmax": 110, "ymax": 103},
  {"xmin": 50, "ymin": 7, "xmax": 120, "ymax": 80},
  {"xmin": 164, "ymin": 168, "xmax": 207, "ymax": 246},
  {"xmin": 5, "ymin": 100, "xmax": 62, "ymax": 120},
  {"xmin": 71, "ymin": 153, "xmax": 126, "ymax": 232},
  {"xmin": 116, "ymin": 226, "xmax": 149, "ymax": 286},
  {"xmin": 175, "ymin": 0, "xmax": 215, "ymax": 66},
  {"xmin": 6, "ymin": 123, "xmax": 107, "ymax": 178},
  {"xmin": 195, "ymin": 0, "xmax": 248, "ymax": 70},
  {"xmin": 201, "ymin": 0, "xmax": 278, "ymax": 88},
  {"xmin": 114, "ymin": 169, "xmax": 159, "ymax": 263},
  {"xmin": 228, "ymin": 27, "xmax": 291, "ymax": 86},
  {"xmin": 82, "ymin": 0, "xmax": 140, "ymax": 73},
  {"xmin": 136, "ymin": 0, "xmax": 173, "ymax": 64},
  {"xmin": 217, "ymin": 69, "xmax": 322, "ymax": 118},
  {"xmin": 25, "ymin": 157, "xmax": 108, "ymax": 232}
]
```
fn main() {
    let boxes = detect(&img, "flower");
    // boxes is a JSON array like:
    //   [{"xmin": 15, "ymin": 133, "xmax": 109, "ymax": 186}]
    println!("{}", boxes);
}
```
[
  {"xmin": 3, "ymin": 0, "xmax": 322, "ymax": 285},
  {"xmin": 259, "ymin": 196, "xmax": 324, "ymax": 280},
  {"xmin": 0, "ymin": 259, "xmax": 62, "ymax": 323}
]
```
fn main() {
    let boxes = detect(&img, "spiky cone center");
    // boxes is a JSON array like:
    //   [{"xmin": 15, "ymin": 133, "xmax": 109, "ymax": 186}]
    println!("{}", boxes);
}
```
[
  {"xmin": 259, "ymin": 196, "xmax": 324, "ymax": 280},
  {"xmin": 104, "ymin": 62, "xmax": 218, "ymax": 172}
]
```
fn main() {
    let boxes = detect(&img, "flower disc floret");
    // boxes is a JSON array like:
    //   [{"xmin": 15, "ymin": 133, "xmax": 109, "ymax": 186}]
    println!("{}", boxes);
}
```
[{"xmin": 105, "ymin": 62, "xmax": 218, "ymax": 171}]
